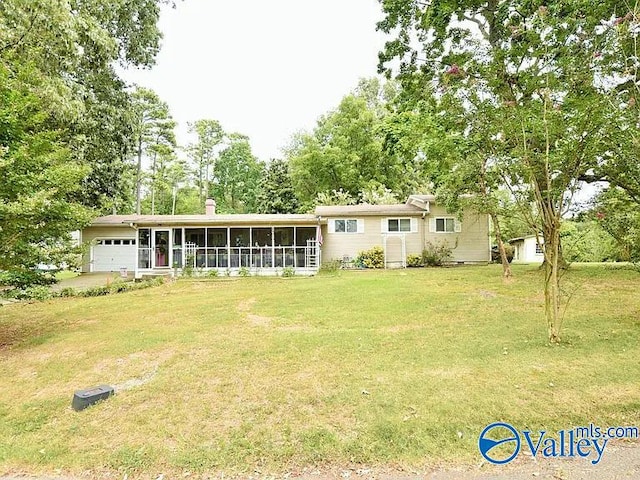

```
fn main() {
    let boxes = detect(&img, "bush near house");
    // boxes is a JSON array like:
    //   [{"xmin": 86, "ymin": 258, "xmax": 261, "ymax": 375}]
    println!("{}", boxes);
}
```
[
  {"xmin": 355, "ymin": 246, "xmax": 385, "ymax": 268},
  {"xmin": 421, "ymin": 240, "xmax": 453, "ymax": 266},
  {"xmin": 406, "ymin": 254, "xmax": 423, "ymax": 267}
]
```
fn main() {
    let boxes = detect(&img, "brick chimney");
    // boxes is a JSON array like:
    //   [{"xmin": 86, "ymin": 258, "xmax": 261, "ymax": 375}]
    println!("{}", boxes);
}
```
[{"xmin": 205, "ymin": 198, "xmax": 216, "ymax": 215}]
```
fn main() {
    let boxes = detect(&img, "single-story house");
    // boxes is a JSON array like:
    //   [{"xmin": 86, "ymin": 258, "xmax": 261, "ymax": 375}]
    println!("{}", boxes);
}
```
[
  {"xmin": 80, "ymin": 195, "xmax": 490, "ymax": 277},
  {"xmin": 509, "ymin": 234, "xmax": 544, "ymax": 263}
]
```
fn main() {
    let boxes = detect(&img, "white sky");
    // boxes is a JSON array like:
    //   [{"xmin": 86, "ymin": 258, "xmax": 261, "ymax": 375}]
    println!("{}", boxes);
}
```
[{"xmin": 122, "ymin": 0, "xmax": 388, "ymax": 162}]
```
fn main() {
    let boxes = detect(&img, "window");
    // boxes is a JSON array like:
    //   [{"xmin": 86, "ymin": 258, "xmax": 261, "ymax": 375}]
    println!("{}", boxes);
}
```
[
  {"xmin": 535, "ymin": 243, "xmax": 543, "ymax": 254},
  {"xmin": 387, "ymin": 218, "xmax": 411, "ymax": 232},
  {"xmin": 430, "ymin": 217, "xmax": 460, "ymax": 233},
  {"xmin": 334, "ymin": 219, "xmax": 358, "ymax": 233},
  {"xmin": 97, "ymin": 238, "xmax": 136, "ymax": 246}
]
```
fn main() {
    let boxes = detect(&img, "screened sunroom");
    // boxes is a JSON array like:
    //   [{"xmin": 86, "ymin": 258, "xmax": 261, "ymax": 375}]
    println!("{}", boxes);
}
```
[{"xmin": 131, "ymin": 215, "xmax": 322, "ymax": 277}]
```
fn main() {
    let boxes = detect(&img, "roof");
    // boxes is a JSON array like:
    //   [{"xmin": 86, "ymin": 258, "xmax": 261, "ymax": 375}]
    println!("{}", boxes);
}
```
[
  {"xmin": 315, "ymin": 203, "xmax": 428, "ymax": 217},
  {"xmin": 315, "ymin": 194, "xmax": 434, "ymax": 217},
  {"xmin": 90, "ymin": 214, "xmax": 321, "ymax": 227},
  {"xmin": 508, "ymin": 234, "xmax": 540, "ymax": 243},
  {"xmin": 87, "ymin": 194, "xmax": 439, "ymax": 227}
]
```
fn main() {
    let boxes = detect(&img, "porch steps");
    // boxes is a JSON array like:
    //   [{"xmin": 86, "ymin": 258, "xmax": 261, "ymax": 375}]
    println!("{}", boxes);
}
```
[{"xmin": 138, "ymin": 272, "xmax": 173, "ymax": 281}]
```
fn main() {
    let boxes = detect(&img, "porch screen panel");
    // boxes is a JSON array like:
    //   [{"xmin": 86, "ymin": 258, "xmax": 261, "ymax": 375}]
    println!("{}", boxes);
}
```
[
  {"xmin": 207, "ymin": 228, "xmax": 228, "ymax": 268},
  {"xmin": 296, "ymin": 227, "xmax": 316, "ymax": 267},
  {"xmin": 275, "ymin": 227, "xmax": 294, "ymax": 267},
  {"xmin": 230, "ymin": 228, "xmax": 250, "ymax": 267},
  {"xmin": 173, "ymin": 229, "xmax": 183, "ymax": 268},
  {"xmin": 252, "ymin": 228, "xmax": 272, "ymax": 267},
  {"xmin": 138, "ymin": 228, "xmax": 151, "ymax": 269},
  {"xmin": 185, "ymin": 228, "xmax": 206, "ymax": 267}
]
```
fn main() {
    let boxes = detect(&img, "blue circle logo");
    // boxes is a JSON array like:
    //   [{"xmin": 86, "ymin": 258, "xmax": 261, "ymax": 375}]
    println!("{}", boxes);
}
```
[{"xmin": 478, "ymin": 422, "xmax": 521, "ymax": 464}]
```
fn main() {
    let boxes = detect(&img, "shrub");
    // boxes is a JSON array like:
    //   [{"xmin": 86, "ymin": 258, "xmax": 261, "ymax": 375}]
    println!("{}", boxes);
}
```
[
  {"xmin": 321, "ymin": 260, "xmax": 341, "ymax": 272},
  {"xmin": 207, "ymin": 269, "xmax": 219, "ymax": 278},
  {"xmin": 182, "ymin": 257, "xmax": 195, "ymax": 278},
  {"xmin": 238, "ymin": 267, "xmax": 251, "ymax": 277},
  {"xmin": 356, "ymin": 246, "xmax": 385, "ymax": 269},
  {"xmin": 80, "ymin": 285, "xmax": 110, "ymax": 297},
  {"xmin": 406, "ymin": 254, "xmax": 423, "ymax": 267},
  {"xmin": 282, "ymin": 266, "xmax": 295, "ymax": 277},
  {"xmin": 0, "ymin": 270, "xmax": 56, "ymax": 289},
  {"xmin": 11, "ymin": 285, "xmax": 53, "ymax": 301},
  {"xmin": 58, "ymin": 287, "xmax": 77, "ymax": 297},
  {"xmin": 422, "ymin": 241, "xmax": 453, "ymax": 267}
]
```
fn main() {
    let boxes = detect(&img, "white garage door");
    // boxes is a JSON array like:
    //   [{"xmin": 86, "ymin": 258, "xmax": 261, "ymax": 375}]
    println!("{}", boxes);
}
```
[{"xmin": 92, "ymin": 239, "xmax": 136, "ymax": 272}]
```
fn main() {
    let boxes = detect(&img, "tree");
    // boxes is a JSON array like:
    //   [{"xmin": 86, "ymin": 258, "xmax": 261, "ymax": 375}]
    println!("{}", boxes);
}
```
[
  {"xmin": 287, "ymin": 78, "xmax": 418, "ymax": 205},
  {"xmin": 0, "ymin": 0, "xmax": 169, "ymax": 285},
  {"xmin": 0, "ymin": 64, "xmax": 93, "ymax": 286},
  {"xmin": 594, "ymin": 188, "xmax": 640, "ymax": 262},
  {"xmin": 187, "ymin": 119, "xmax": 224, "ymax": 207},
  {"xmin": 256, "ymin": 159, "xmax": 300, "ymax": 214},
  {"xmin": 378, "ymin": 1, "xmax": 619, "ymax": 342},
  {"xmin": 131, "ymin": 87, "xmax": 176, "ymax": 215},
  {"xmin": 211, "ymin": 134, "xmax": 263, "ymax": 213}
]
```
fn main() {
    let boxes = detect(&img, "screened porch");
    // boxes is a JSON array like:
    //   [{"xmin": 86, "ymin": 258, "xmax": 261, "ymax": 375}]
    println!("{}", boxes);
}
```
[{"xmin": 135, "ymin": 225, "xmax": 320, "ymax": 275}]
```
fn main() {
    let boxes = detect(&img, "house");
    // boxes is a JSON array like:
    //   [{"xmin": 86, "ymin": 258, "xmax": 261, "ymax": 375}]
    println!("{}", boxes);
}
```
[
  {"xmin": 509, "ymin": 234, "xmax": 544, "ymax": 263},
  {"xmin": 79, "ymin": 195, "xmax": 490, "ymax": 277}
]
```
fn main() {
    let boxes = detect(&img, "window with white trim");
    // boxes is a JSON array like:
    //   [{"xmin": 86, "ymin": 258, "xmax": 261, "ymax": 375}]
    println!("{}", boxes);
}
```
[
  {"xmin": 388, "ymin": 218, "xmax": 411, "ymax": 232},
  {"xmin": 334, "ymin": 219, "xmax": 357, "ymax": 233},
  {"xmin": 535, "ymin": 243, "xmax": 543, "ymax": 254},
  {"xmin": 429, "ymin": 217, "xmax": 461, "ymax": 233},
  {"xmin": 382, "ymin": 217, "xmax": 418, "ymax": 233}
]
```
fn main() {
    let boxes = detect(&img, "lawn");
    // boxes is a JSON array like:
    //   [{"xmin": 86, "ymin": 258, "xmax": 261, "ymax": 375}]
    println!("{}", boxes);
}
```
[{"xmin": 0, "ymin": 264, "xmax": 639, "ymax": 477}]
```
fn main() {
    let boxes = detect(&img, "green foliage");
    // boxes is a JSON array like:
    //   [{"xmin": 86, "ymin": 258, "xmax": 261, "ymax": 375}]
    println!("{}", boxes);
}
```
[
  {"xmin": 212, "ymin": 134, "xmax": 263, "ymax": 213},
  {"xmin": 594, "ymin": 188, "xmax": 640, "ymax": 262},
  {"xmin": 377, "ymin": 0, "xmax": 626, "ymax": 341},
  {"xmin": 187, "ymin": 119, "xmax": 225, "ymax": 207},
  {"xmin": 406, "ymin": 254, "xmax": 423, "ymax": 268},
  {"xmin": 422, "ymin": 241, "xmax": 453, "ymax": 267},
  {"xmin": 0, "ymin": 0, "xmax": 167, "ymax": 286},
  {"xmin": 0, "ymin": 270, "xmax": 56, "ymax": 289},
  {"xmin": 287, "ymin": 78, "xmax": 416, "ymax": 205},
  {"xmin": 356, "ymin": 246, "xmax": 385, "ymax": 269},
  {"xmin": 131, "ymin": 86, "xmax": 177, "ymax": 215},
  {"xmin": 320, "ymin": 260, "xmax": 342, "ymax": 272},
  {"xmin": 561, "ymin": 220, "xmax": 621, "ymax": 263},
  {"xmin": 58, "ymin": 287, "xmax": 77, "ymax": 298},
  {"xmin": 314, "ymin": 189, "xmax": 356, "ymax": 207},
  {"xmin": 256, "ymin": 159, "xmax": 300, "ymax": 213},
  {"xmin": 238, "ymin": 267, "xmax": 251, "ymax": 277},
  {"xmin": 182, "ymin": 257, "xmax": 195, "ymax": 278},
  {"xmin": 9, "ymin": 286, "xmax": 53, "ymax": 302},
  {"xmin": 207, "ymin": 269, "xmax": 219, "ymax": 278},
  {"xmin": 282, "ymin": 266, "xmax": 296, "ymax": 278}
]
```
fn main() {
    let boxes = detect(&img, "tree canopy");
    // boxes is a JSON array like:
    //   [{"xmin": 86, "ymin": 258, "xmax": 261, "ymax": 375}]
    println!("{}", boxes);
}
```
[{"xmin": 0, "ymin": 0, "xmax": 169, "ymax": 286}]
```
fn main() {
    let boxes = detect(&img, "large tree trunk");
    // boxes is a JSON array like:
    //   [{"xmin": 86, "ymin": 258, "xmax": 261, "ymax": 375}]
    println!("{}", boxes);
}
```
[
  {"xmin": 150, "ymin": 150, "xmax": 157, "ymax": 215},
  {"xmin": 491, "ymin": 212, "xmax": 512, "ymax": 278},
  {"xmin": 542, "ymin": 222, "xmax": 562, "ymax": 343},
  {"xmin": 135, "ymin": 136, "xmax": 142, "ymax": 215}
]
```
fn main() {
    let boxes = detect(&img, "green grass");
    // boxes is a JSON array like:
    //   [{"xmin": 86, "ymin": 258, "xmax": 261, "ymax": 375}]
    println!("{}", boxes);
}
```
[
  {"xmin": 54, "ymin": 270, "xmax": 80, "ymax": 281},
  {"xmin": 0, "ymin": 264, "xmax": 639, "ymax": 476}
]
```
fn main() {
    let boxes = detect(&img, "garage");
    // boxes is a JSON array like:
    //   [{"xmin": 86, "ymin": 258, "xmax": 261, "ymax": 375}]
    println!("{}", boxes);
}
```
[{"xmin": 91, "ymin": 238, "xmax": 136, "ymax": 272}]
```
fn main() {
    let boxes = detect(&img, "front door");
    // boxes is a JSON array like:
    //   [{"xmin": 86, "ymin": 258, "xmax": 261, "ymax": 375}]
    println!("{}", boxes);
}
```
[{"xmin": 153, "ymin": 229, "xmax": 170, "ymax": 268}]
